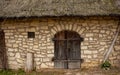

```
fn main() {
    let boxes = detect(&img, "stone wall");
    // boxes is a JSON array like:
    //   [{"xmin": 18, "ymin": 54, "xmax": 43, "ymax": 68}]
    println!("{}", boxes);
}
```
[{"xmin": 1, "ymin": 17, "xmax": 120, "ymax": 70}]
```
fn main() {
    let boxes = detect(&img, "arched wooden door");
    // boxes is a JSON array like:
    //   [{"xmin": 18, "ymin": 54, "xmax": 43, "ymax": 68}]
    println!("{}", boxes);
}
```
[{"xmin": 53, "ymin": 30, "xmax": 82, "ymax": 69}]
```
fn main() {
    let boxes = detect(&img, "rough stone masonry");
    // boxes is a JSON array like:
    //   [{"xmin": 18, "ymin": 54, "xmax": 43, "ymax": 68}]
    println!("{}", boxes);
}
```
[{"xmin": 0, "ymin": 17, "xmax": 120, "ymax": 70}]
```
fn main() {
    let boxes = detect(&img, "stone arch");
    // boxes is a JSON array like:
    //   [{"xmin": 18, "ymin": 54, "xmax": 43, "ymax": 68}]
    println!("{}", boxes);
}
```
[{"xmin": 50, "ymin": 24, "xmax": 86, "ymax": 38}]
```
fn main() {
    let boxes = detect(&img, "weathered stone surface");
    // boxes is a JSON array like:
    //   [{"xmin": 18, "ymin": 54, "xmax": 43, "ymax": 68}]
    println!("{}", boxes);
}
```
[
  {"xmin": 15, "ymin": 53, "xmax": 21, "ymax": 58},
  {"xmin": 41, "ymin": 63, "xmax": 48, "ymax": 68},
  {"xmin": 84, "ymin": 50, "xmax": 92, "ymax": 54},
  {"xmin": 9, "ymin": 53, "xmax": 15, "ymax": 57},
  {"xmin": 16, "ymin": 59, "xmax": 23, "ymax": 63},
  {"xmin": 1, "ymin": 17, "xmax": 120, "ymax": 70}
]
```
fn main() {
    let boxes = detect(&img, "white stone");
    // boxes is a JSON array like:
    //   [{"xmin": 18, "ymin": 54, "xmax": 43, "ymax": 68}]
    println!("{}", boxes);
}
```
[
  {"xmin": 43, "ymin": 58, "xmax": 50, "ymax": 62},
  {"xmin": 89, "ymin": 37, "xmax": 93, "ymax": 41},
  {"xmin": 56, "ymin": 25, "xmax": 61, "ymax": 31},
  {"xmin": 100, "ymin": 42, "xmax": 106, "ymax": 45},
  {"xmin": 72, "ymin": 24, "xmax": 77, "ymax": 31},
  {"xmin": 84, "ymin": 50, "xmax": 92, "ymax": 54},
  {"xmin": 35, "ymin": 58, "xmax": 40, "ymax": 61},
  {"xmin": 40, "ymin": 47, "xmax": 46, "ymax": 49},
  {"xmin": 86, "ymin": 33, "xmax": 93, "ymax": 37},
  {"xmin": 13, "ymin": 44, "xmax": 18, "ymax": 47},
  {"xmin": 92, "ymin": 51, "xmax": 98, "ymax": 54},
  {"xmin": 47, "ymin": 54, "xmax": 54, "ymax": 57},
  {"xmin": 33, "ymin": 45, "xmax": 39, "ymax": 48},
  {"xmin": 92, "ymin": 29, "xmax": 99, "ymax": 32},
  {"xmin": 79, "ymin": 28, "xmax": 85, "ymax": 34},
  {"xmin": 36, "ymin": 62, "xmax": 41, "ymax": 65},
  {"xmin": 8, "ymin": 48, "xmax": 14, "ymax": 51},
  {"xmin": 41, "ymin": 63, "xmax": 48, "ymax": 68},
  {"xmin": 81, "ymin": 46, "xmax": 88, "ymax": 49},
  {"xmin": 15, "ymin": 53, "xmax": 21, "ymax": 58},
  {"xmin": 51, "ymin": 29, "xmax": 56, "ymax": 35},
  {"xmin": 16, "ymin": 59, "xmax": 23, "ymax": 63},
  {"xmin": 9, "ymin": 53, "xmax": 15, "ymax": 57},
  {"xmin": 9, "ymin": 61, "xmax": 18, "ymax": 65},
  {"xmin": 69, "ymin": 24, "xmax": 73, "ymax": 30},
  {"xmin": 46, "ymin": 62, "xmax": 54, "ymax": 67},
  {"xmin": 5, "ymin": 33, "xmax": 13, "ymax": 36},
  {"xmin": 88, "ymin": 55, "xmax": 92, "ymax": 58},
  {"xmin": 18, "ymin": 29, "xmax": 25, "ymax": 32},
  {"xmin": 47, "ymin": 46, "xmax": 54, "ymax": 49},
  {"xmin": 8, "ymin": 57, "xmax": 15, "ymax": 61},
  {"xmin": 40, "ymin": 26, "xmax": 48, "ymax": 30},
  {"xmin": 93, "ymin": 55, "xmax": 97, "ymax": 58}
]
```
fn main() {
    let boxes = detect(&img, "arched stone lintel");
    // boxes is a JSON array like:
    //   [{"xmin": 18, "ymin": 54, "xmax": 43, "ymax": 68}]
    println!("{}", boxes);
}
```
[{"xmin": 50, "ymin": 24, "xmax": 87, "ymax": 38}]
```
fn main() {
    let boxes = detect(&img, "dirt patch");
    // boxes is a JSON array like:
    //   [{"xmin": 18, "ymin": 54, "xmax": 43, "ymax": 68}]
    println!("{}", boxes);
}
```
[{"xmin": 36, "ymin": 68, "xmax": 120, "ymax": 75}]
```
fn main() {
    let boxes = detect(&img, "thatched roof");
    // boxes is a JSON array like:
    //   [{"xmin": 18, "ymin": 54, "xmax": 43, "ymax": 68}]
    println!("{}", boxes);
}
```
[{"xmin": 0, "ymin": 0, "xmax": 120, "ymax": 17}]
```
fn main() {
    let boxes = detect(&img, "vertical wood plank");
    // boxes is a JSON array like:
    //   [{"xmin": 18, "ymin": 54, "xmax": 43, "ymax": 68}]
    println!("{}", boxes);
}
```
[{"xmin": 25, "ymin": 53, "xmax": 34, "ymax": 72}]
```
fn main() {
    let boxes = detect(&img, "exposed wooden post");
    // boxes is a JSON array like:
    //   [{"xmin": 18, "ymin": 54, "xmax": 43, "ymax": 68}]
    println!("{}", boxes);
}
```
[{"xmin": 25, "ymin": 53, "xmax": 34, "ymax": 72}]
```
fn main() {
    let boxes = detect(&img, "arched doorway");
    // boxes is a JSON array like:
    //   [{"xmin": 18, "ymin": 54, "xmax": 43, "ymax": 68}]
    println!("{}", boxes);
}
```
[{"xmin": 53, "ymin": 30, "xmax": 83, "ymax": 69}]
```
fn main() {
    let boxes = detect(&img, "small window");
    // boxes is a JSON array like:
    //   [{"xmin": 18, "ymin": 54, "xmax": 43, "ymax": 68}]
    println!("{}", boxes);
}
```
[{"xmin": 28, "ymin": 32, "xmax": 35, "ymax": 38}]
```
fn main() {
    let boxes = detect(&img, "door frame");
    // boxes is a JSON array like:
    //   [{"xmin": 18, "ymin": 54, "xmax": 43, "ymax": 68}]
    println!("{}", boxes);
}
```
[{"xmin": 53, "ymin": 30, "xmax": 83, "ymax": 69}]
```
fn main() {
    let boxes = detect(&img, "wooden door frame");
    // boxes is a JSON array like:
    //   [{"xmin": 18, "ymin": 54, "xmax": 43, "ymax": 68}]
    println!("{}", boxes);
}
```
[{"xmin": 53, "ymin": 30, "xmax": 83, "ymax": 69}]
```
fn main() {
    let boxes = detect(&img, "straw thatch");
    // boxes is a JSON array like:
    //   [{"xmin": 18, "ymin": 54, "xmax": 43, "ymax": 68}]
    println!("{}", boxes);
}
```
[{"xmin": 0, "ymin": 0, "xmax": 120, "ymax": 17}]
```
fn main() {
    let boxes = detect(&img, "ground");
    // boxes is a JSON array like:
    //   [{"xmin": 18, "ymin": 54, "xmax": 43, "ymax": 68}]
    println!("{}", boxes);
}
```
[{"xmin": 0, "ymin": 68, "xmax": 120, "ymax": 75}]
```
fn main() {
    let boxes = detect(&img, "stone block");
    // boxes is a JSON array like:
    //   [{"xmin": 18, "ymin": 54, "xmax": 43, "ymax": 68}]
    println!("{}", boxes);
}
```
[
  {"xmin": 86, "ymin": 33, "xmax": 93, "ymax": 37},
  {"xmin": 43, "ymin": 58, "xmax": 50, "ymax": 62},
  {"xmin": 35, "ymin": 58, "xmax": 40, "ymax": 61},
  {"xmin": 8, "ymin": 48, "xmax": 14, "ymax": 52},
  {"xmin": 87, "ymin": 55, "xmax": 92, "ymax": 58},
  {"xmin": 8, "ymin": 61, "xmax": 18, "ymax": 65},
  {"xmin": 15, "ymin": 53, "xmax": 21, "ymax": 58},
  {"xmin": 100, "ymin": 30, "xmax": 105, "ymax": 33},
  {"xmin": 41, "ymin": 63, "xmax": 48, "ymax": 68},
  {"xmin": 9, "ymin": 53, "xmax": 15, "ymax": 57},
  {"xmin": 79, "ymin": 28, "xmax": 85, "ymax": 34},
  {"xmin": 40, "ymin": 47, "xmax": 46, "ymax": 50},
  {"xmin": 51, "ymin": 29, "xmax": 56, "ymax": 35},
  {"xmin": 13, "ymin": 44, "xmax": 18, "ymax": 47},
  {"xmin": 36, "ymin": 62, "xmax": 41, "ymax": 65},
  {"xmin": 33, "ymin": 45, "xmax": 39, "ymax": 48},
  {"xmin": 56, "ymin": 25, "xmax": 61, "ymax": 31},
  {"xmin": 84, "ymin": 50, "xmax": 92, "ymax": 54},
  {"xmin": 81, "ymin": 46, "xmax": 88, "ymax": 50},
  {"xmin": 8, "ymin": 57, "xmax": 15, "ymax": 61},
  {"xmin": 92, "ymin": 51, "xmax": 98, "ymax": 54},
  {"xmin": 47, "ymin": 54, "xmax": 54, "ymax": 57},
  {"xmin": 8, "ymin": 40, "xmax": 15, "ymax": 43},
  {"xmin": 47, "ymin": 46, "xmax": 54, "ymax": 49},
  {"xmin": 93, "ymin": 30, "xmax": 99, "ymax": 33},
  {"xmin": 6, "ymin": 43, "xmax": 12, "ymax": 47},
  {"xmin": 114, "ymin": 46, "xmax": 120, "ymax": 51},
  {"xmin": 5, "ymin": 33, "xmax": 13, "ymax": 36},
  {"xmin": 72, "ymin": 25, "xmax": 78, "ymax": 31},
  {"xmin": 40, "ymin": 26, "xmax": 48, "ymax": 30},
  {"xmin": 45, "ymin": 62, "xmax": 54, "ymax": 67},
  {"xmin": 93, "ymin": 55, "xmax": 97, "ymax": 58},
  {"xmin": 89, "ymin": 37, "xmax": 93, "ymax": 41},
  {"xmin": 23, "ymin": 45, "xmax": 28, "ymax": 48},
  {"xmin": 16, "ymin": 59, "xmax": 23, "ymax": 63},
  {"xmin": 18, "ymin": 29, "xmax": 25, "ymax": 32},
  {"xmin": 100, "ymin": 42, "xmax": 106, "ymax": 45}
]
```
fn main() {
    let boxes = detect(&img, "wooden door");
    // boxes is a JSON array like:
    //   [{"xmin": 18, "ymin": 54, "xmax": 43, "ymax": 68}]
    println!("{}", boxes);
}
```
[
  {"xmin": 0, "ymin": 30, "xmax": 8, "ymax": 69},
  {"xmin": 53, "ymin": 30, "xmax": 82, "ymax": 69}
]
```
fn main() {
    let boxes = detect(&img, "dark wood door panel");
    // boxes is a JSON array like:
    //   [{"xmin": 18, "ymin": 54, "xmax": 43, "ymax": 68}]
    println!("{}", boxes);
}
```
[{"xmin": 54, "ymin": 30, "xmax": 81, "ymax": 69}]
